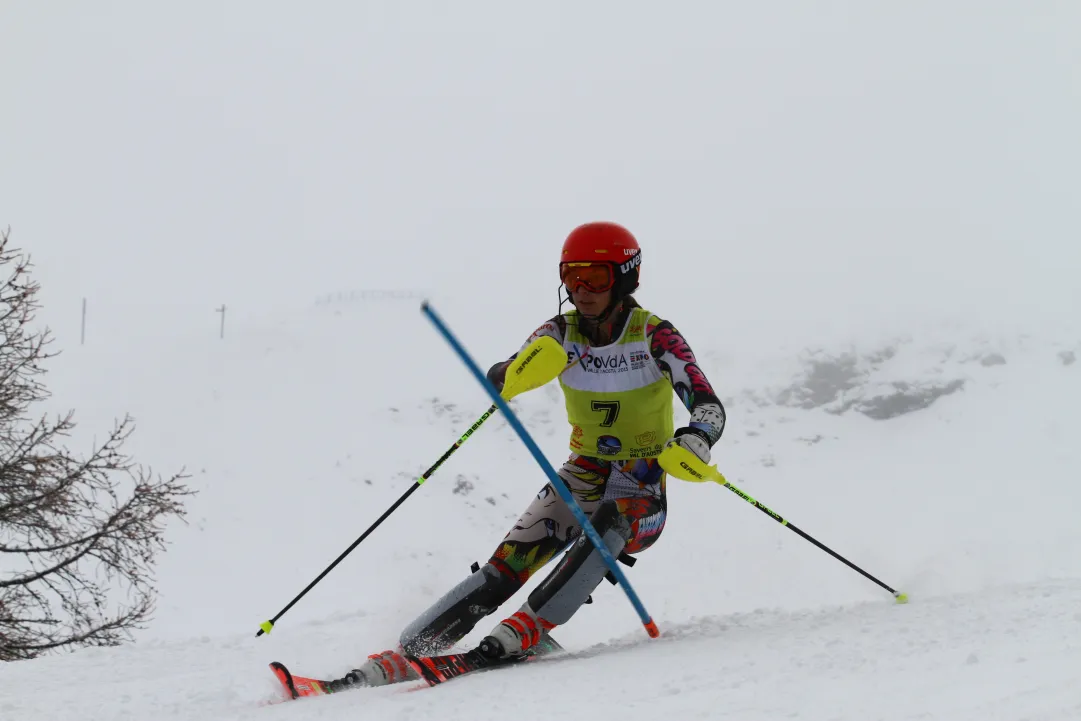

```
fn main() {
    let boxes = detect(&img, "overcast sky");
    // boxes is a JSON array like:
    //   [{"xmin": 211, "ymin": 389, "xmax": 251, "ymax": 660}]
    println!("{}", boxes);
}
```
[{"xmin": 2, "ymin": 1, "xmax": 1078, "ymax": 352}]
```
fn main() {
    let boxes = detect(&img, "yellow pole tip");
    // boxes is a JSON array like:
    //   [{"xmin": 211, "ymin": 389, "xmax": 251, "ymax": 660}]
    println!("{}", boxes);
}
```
[
  {"xmin": 895, "ymin": 593, "xmax": 909, "ymax": 605},
  {"xmin": 260, "ymin": 621, "xmax": 274, "ymax": 634}
]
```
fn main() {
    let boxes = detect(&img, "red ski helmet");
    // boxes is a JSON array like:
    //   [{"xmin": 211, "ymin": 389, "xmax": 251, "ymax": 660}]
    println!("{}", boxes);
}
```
[{"xmin": 558, "ymin": 221, "xmax": 641, "ymax": 301}]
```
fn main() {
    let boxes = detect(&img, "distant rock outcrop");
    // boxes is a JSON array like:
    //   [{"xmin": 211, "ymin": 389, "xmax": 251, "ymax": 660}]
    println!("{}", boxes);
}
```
[
  {"xmin": 851, "ymin": 379, "xmax": 966, "ymax": 420},
  {"xmin": 773, "ymin": 343, "xmax": 967, "ymax": 420}
]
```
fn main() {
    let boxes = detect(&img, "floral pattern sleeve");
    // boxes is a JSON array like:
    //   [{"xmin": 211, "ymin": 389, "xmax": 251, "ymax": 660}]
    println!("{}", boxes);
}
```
[{"xmin": 646, "ymin": 315, "xmax": 726, "ymax": 446}]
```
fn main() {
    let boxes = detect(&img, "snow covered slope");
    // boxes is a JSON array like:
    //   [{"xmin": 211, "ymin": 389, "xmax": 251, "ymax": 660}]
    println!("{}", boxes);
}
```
[
  {"xmin": 2, "ymin": 298, "xmax": 1079, "ymax": 720},
  {"xmin": 3, "ymin": 2, "xmax": 1079, "ymax": 718},
  {"xmin": 3, "ymin": 579, "xmax": 1080, "ymax": 720}
]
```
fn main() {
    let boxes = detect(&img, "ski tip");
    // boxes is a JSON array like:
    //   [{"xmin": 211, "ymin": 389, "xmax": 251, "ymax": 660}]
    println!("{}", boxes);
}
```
[
  {"xmin": 894, "ymin": 592, "xmax": 910, "ymax": 605},
  {"xmin": 644, "ymin": 619, "xmax": 660, "ymax": 638},
  {"xmin": 269, "ymin": 662, "xmax": 298, "ymax": 700}
]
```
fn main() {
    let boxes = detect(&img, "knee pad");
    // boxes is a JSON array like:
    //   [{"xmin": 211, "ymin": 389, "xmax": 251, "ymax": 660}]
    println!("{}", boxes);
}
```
[{"xmin": 399, "ymin": 563, "xmax": 519, "ymax": 656}]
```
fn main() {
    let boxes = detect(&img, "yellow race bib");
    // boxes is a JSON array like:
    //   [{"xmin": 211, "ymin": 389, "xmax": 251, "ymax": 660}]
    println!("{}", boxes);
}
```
[{"xmin": 559, "ymin": 307, "xmax": 674, "ymax": 459}]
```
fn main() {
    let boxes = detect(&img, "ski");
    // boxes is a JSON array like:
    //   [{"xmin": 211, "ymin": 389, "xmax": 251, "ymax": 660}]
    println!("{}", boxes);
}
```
[
  {"xmin": 405, "ymin": 633, "xmax": 565, "ymax": 687},
  {"xmin": 404, "ymin": 649, "xmax": 504, "ymax": 686},
  {"xmin": 269, "ymin": 635, "xmax": 564, "ymax": 700},
  {"xmin": 269, "ymin": 661, "xmax": 335, "ymax": 699}
]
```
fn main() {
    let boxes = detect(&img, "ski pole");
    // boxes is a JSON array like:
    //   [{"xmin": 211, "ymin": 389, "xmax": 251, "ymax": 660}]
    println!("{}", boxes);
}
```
[
  {"xmin": 256, "ymin": 335, "xmax": 570, "ymax": 637},
  {"xmin": 422, "ymin": 301, "xmax": 661, "ymax": 639},
  {"xmin": 659, "ymin": 444, "xmax": 908, "ymax": 604},
  {"xmin": 256, "ymin": 408, "xmax": 493, "ymax": 637}
]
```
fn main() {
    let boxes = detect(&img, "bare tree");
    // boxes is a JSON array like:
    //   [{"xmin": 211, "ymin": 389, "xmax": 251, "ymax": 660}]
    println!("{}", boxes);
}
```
[{"xmin": 0, "ymin": 228, "xmax": 193, "ymax": 661}]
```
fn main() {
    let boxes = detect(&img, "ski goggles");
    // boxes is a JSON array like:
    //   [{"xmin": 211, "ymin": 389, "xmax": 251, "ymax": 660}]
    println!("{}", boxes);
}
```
[{"xmin": 560, "ymin": 262, "xmax": 615, "ymax": 293}]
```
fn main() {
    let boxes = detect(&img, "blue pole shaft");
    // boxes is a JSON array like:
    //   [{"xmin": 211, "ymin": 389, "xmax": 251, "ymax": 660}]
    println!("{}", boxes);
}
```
[{"xmin": 421, "ymin": 301, "xmax": 659, "ymax": 639}]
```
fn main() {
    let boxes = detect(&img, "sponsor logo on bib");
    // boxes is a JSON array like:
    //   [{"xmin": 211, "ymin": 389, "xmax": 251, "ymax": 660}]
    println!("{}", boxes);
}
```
[{"xmin": 597, "ymin": 435, "xmax": 623, "ymax": 456}]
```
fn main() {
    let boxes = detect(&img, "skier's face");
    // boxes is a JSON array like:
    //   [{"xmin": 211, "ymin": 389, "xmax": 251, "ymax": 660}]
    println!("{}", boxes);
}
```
[{"xmin": 570, "ymin": 285, "xmax": 612, "ymax": 318}]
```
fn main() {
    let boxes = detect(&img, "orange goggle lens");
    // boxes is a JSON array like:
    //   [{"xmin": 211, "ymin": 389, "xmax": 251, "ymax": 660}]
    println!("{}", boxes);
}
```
[{"xmin": 560, "ymin": 262, "xmax": 615, "ymax": 293}]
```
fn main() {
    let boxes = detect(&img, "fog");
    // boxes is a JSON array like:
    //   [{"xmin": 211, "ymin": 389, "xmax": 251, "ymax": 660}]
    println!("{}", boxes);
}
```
[{"xmin": 3, "ymin": 1, "xmax": 1078, "ymax": 355}]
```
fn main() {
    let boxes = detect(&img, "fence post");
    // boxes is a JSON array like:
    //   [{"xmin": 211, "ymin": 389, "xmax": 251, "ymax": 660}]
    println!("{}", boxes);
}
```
[{"xmin": 217, "ymin": 304, "xmax": 226, "ymax": 339}]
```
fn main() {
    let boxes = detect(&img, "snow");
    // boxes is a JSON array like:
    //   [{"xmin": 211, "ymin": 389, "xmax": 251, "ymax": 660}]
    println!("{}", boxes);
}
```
[
  {"xmin": 2, "ymin": 2, "xmax": 1080, "ymax": 718},
  {"xmin": 1, "ymin": 298, "xmax": 1079, "ymax": 720},
  {"xmin": 5, "ymin": 579, "xmax": 1081, "ymax": 721}
]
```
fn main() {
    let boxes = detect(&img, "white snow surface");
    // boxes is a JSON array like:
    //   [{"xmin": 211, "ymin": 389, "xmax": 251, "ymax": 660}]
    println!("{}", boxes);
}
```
[
  {"xmin": 3, "ymin": 3, "xmax": 1080, "ymax": 718},
  {"xmin": 2, "ymin": 299, "xmax": 1080, "ymax": 721}
]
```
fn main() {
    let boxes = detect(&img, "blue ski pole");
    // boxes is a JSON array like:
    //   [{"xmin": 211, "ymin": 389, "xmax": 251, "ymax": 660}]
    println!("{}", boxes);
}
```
[{"xmin": 421, "ymin": 301, "xmax": 659, "ymax": 639}]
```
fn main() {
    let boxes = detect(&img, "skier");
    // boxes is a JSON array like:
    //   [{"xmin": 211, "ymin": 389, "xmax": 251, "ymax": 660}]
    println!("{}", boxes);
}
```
[{"xmin": 329, "ymin": 221, "xmax": 726, "ymax": 689}]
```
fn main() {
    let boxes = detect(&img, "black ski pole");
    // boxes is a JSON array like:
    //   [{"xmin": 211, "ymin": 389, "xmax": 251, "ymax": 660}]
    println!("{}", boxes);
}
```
[
  {"xmin": 256, "ymin": 404, "xmax": 498, "ymax": 636},
  {"xmin": 719, "ymin": 477, "xmax": 907, "ymax": 602},
  {"xmin": 255, "ymin": 334, "xmax": 572, "ymax": 636},
  {"xmin": 661, "ymin": 445, "xmax": 908, "ymax": 603}
]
